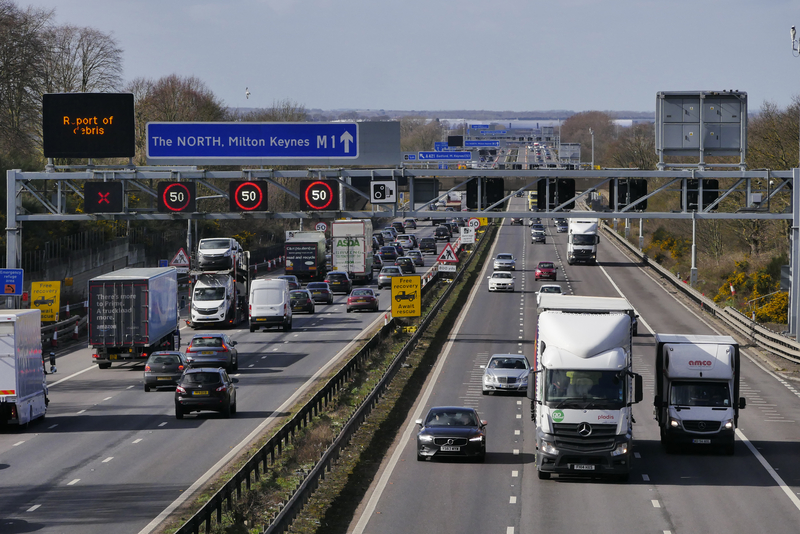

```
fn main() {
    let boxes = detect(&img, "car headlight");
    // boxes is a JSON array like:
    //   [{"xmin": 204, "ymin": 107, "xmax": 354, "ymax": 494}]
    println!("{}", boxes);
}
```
[
  {"xmin": 223, "ymin": 249, "xmax": 232, "ymax": 257},
  {"xmin": 541, "ymin": 440, "xmax": 558, "ymax": 455},
  {"xmin": 469, "ymin": 434, "xmax": 485, "ymax": 442},
  {"xmin": 483, "ymin": 374, "xmax": 498, "ymax": 385},
  {"xmin": 670, "ymin": 418, "xmax": 680, "ymax": 428},
  {"xmin": 723, "ymin": 418, "xmax": 734, "ymax": 430},
  {"xmin": 418, "ymin": 434, "xmax": 434, "ymax": 443},
  {"xmin": 610, "ymin": 441, "xmax": 629, "ymax": 457},
  {"xmin": 519, "ymin": 376, "xmax": 528, "ymax": 387}
]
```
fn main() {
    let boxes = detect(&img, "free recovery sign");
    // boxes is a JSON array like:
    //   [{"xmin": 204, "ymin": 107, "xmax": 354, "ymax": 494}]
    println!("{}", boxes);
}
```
[{"xmin": 146, "ymin": 122, "xmax": 358, "ymax": 162}]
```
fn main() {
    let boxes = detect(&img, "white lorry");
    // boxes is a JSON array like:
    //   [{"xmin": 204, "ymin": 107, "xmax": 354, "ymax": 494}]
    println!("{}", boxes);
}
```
[
  {"xmin": 654, "ymin": 334, "xmax": 745, "ymax": 455},
  {"xmin": 529, "ymin": 295, "xmax": 643, "ymax": 480},
  {"xmin": 567, "ymin": 218, "xmax": 600, "ymax": 265},
  {"xmin": 0, "ymin": 309, "xmax": 54, "ymax": 427},
  {"xmin": 332, "ymin": 219, "xmax": 374, "ymax": 283}
]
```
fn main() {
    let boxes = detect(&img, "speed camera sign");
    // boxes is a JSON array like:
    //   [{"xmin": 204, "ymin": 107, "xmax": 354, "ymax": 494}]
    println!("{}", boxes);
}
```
[{"xmin": 370, "ymin": 180, "xmax": 397, "ymax": 204}]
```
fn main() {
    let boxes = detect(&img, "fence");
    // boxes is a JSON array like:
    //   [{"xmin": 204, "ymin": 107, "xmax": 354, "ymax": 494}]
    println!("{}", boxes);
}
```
[
  {"xmin": 174, "ymin": 226, "xmax": 490, "ymax": 534},
  {"xmin": 603, "ymin": 223, "xmax": 800, "ymax": 364}
]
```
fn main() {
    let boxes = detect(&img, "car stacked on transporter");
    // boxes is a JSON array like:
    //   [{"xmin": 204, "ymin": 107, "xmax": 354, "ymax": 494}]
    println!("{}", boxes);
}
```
[{"xmin": 188, "ymin": 238, "xmax": 251, "ymax": 328}]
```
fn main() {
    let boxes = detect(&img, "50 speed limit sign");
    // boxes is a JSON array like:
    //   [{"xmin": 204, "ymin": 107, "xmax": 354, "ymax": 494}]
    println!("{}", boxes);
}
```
[
  {"xmin": 468, "ymin": 218, "xmax": 481, "ymax": 229},
  {"xmin": 315, "ymin": 222, "xmax": 328, "ymax": 232},
  {"xmin": 300, "ymin": 180, "xmax": 339, "ymax": 211}
]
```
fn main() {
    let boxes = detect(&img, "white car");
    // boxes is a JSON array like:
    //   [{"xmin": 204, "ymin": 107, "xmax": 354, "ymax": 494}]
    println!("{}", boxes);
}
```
[
  {"xmin": 536, "ymin": 284, "xmax": 563, "ymax": 306},
  {"xmin": 493, "ymin": 253, "xmax": 516, "ymax": 271},
  {"xmin": 396, "ymin": 234, "xmax": 414, "ymax": 250},
  {"xmin": 488, "ymin": 271, "xmax": 515, "ymax": 292}
]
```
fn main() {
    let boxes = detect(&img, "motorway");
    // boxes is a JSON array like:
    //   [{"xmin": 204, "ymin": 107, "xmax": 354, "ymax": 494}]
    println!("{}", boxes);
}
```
[
  {"xmin": 350, "ymin": 193, "xmax": 800, "ymax": 534},
  {"xmin": 0, "ymin": 223, "xmax": 447, "ymax": 534}
]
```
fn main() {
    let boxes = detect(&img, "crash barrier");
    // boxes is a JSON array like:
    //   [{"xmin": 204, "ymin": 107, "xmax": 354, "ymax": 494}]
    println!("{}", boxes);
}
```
[
  {"xmin": 602, "ymin": 222, "xmax": 800, "ymax": 365},
  {"xmin": 40, "ymin": 315, "xmax": 88, "ymax": 349},
  {"xmin": 174, "ymin": 226, "xmax": 490, "ymax": 534}
]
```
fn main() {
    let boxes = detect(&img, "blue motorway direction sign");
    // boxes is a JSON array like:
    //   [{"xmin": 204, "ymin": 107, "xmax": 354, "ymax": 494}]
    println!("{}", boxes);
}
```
[
  {"xmin": 465, "ymin": 140, "xmax": 500, "ymax": 147},
  {"xmin": 434, "ymin": 142, "xmax": 448, "ymax": 151},
  {"xmin": 147, "ymin": 122, "xmax": 358, "ymax": 161},
  {"xmin": 0, "ymin": 268, "xmax": 24, "ymax": 296},
  {"xmin": 418, "ymin": 151, "xmax": 471, "ymax": 161},
  {"xmin": 471, "ymin": 124, "xmax": 489, "ymax": 129},
  {"xmin": 480, "ymin": 130, "xmax": 507, "ymax": 135}
]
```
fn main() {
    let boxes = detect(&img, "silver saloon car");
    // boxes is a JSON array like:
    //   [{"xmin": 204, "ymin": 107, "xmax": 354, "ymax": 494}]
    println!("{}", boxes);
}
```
[
  {"xmin": 482, "ymin": 354, "xmax": 529, "ymax": 394},
  {"xmin": 492, "ymin": 253, "xmax": 516, "ymax": 271}
]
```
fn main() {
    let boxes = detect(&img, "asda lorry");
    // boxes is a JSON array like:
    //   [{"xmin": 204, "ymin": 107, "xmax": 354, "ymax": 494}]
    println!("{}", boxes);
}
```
[
  {"xmin": 332, "ymin": 219, "xmax": 374, "ymax": 283},
  {"xmin": 0, "ymin": 309, "xmax": 52, "ymax": 427},
  {"xmin": 529, "ymin": 295, "xmax": 643, "ymax": 480},
  {"xmin": 567, "ymin": 218, "xmax": 600, "ymax": 265},
  {"xmin": 654, "ymin": 334, "xmax": 746, "ymax": 455},
  {"xmin": 284, "ymin": 231, "xmax": 327, "ymax": 282},
  {"xmin": 89, "ymin": 267, "xmax": 181, "ymax": 368}
]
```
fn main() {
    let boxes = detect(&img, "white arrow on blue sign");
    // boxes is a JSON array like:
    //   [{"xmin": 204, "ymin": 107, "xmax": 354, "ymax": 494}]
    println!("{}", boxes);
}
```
[
  {"xmin": 418, "ymin": 151, "xmax": 471, "ymax": 161},
  {"xmin": 146, "ymin": 122, "xmax": 358, "ymax": 161}
]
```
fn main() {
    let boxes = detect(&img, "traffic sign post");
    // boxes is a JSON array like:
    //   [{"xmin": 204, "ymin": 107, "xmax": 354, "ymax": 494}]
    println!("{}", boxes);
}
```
[
  {"xmin": 391, "ymin": 276, "xmax": 421, "ymax": 317},
  {"xmin": 158, "ymin": 182, "xmax": 197, "ymax": 213},
  {"xmin": 229, "ymin": 181, "xmax": 268, "ymax": 211},
  {"xmin": 84, "ymin": 182, "xmax": 123, "ymax": 213},
  {"xmin": 418, "ymin": 151, "xmax": 471, "ymax": 161},
  {"xmin": 437, "ymin": 243, "xmax": 459, "ymax": 263},
  {"xmin": 468, "ymin": 217, "xmax": 481, "ymax": 229},
  {"xmin": 300, "ymin": 180, "xmax": 339, "ymax": 211},
  {"xmin": 370, "ymin": 180, "xmax": 397, "ymax": 204},
  {"xmin": 460, "ymin": 227, "xmax": 476, "ymax": 245},
  {"xmin": 0, "ymin": 269, "xmax": 24, "ymax": 297},
  {"xmin": 315, "ymin": 222, "xmax": 328, "ymax": 232}
]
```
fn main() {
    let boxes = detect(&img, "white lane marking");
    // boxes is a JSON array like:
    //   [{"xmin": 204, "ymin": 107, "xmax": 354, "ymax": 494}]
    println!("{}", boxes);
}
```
[
  {"xmin": 158, "ymin": 422, "xmax": 167, "ymax": 427},
  {"xmin": 67, "ymin": 479, "xmax": 80, "ymax": 486},
  {"xmin": 512, "ymin": 470, "xmax": 519, "ymax": 477},
  {"xmin": 739, "ymin": 426, "xmax": 800, "ymax": 512},
  {"xmin": 515, "ymin": 430, "xmax": 521, "ymax": 435},
  {"xmin": 127, "ymin": 385, "xmax": 134, "ymax": 389},
  {"xmin": 133, "ymin": 439, "xmax": 143, "ymax": 444},
  {"xmin": 102, "ymin": 457, "xmax": 114, "ymax": 463},
  {"xmin": 48, "ymin": 424, "xmax": 58, "ymax": 429},
  {"xmin": 510, "ymin": 496, "xmax": 517, "ymax": 504},
  {"xmin": 27, "ymin": 504, "xmax": 41, "ymax": 512},
  {"xmin": 248, "ymin": 364, "xmax": 255, "ymax": 368},
  {"xmin": 513, "ymin": 449, "xmax": 519, "ymax": 455},
  {"xmin": 103, "ymin": 396, "xmax": 113, "ymax": 401},
  {"xmin": 48, "ymin": 364, "xmax": 95, "ymax": 387},
  {"xmin": 652, "ymin": 500, "xmax": 661, "ymax": 508},
  {"xmin": 516, "ymin": 414, "xmax": 522, "ymax": 419},
  {"xmin": 13, "ymin": 441, "xmax": 25, "ymax": 447},
  {"xmin": 507, "ymin": 528, "xmax": 514, "ymax": 534},
  {"xmin": 642, "ymin": 474, "xmax": 650, "ymax": 481},
  {"xmin": 77, "ymin": 409, "xmax": 86, "ymax": 414},
  {"xmin": 634, "ymin": 452, "xmax": 641, "ymax": 459}
]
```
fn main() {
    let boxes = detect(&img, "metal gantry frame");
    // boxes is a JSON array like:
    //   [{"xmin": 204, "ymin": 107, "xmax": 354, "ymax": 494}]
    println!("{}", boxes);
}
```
[{"xmin": 6, "ymin": 165, "xmax": 800, "ymax": 334}]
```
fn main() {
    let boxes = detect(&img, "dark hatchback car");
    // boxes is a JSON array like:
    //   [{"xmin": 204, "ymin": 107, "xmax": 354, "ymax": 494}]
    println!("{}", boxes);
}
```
[
  {"xmin": 185, "ymin": 333, "xmax": 239, "ymax": 372},
  {"xmin": 395, "ymin": 256, "xmax": 416, "ymax": 274},
  {"xmin": 416, "ymin": 406, "xmax": 487, "ymax": 462},
  {"xmin": 175, "ymin": 367, "xmax": 237, "ymax": 419},
  {"xmin": 434, "ymin": 226, "xmax": 451, "ymax": 242},
  {"xmin": 403, "ymin": 218, "xmax": 417, "ymax": 230},
  {"xmin": 372, "ymin": 232, "xmax": 385, "ymax": 246},
  {"xmin": 290, "ymin": 289, "xmax": 315, "ymax": 314},
  {"xmin": 379, "ymin": 245, "xmax": 399, "ymax": 262},
  {"xmin": 306, "ymin": 281, "xmax": 334, "ymax": 304},
  {"xmin": 419, "ymin": 237, "xmax": 438, "ymax": 254},
  {"xmin": 324, "ymin": 272, "xmax": 353, "ymax": 294},
  {"xmin": 391, "ymin": 221, "xmax": 405, "ymax": 234},
  {"xmin": 143, "ymin": 351, "xmax": 187, "ymax": 392},
  {"xmin": 372, "ymin": 254, "xmax": 384, "ymax": 272}
]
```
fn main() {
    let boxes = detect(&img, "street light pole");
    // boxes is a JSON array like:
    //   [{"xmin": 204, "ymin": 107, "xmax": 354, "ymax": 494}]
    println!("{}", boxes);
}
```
[{"xmin": 589, "ymin": 128, "xmax": 595, "ymax": 169}]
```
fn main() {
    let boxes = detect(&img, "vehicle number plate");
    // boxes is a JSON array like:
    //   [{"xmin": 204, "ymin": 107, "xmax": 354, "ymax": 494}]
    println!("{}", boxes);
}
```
[
  {"xmin": 440, "ymin": 446, "xmax": 460, "ymax": 452},
  {"xmin": 312, "ymin": 291, "xmax": 321, "ymax": 295},
  {"xmin": 692, "ymin": 439, "xmax": 712, "ymax": 444},
  {"xmin": 192, "ymin": 391, "xmax": 209, "ymax": 396},
  {"xmin": 201, "ymin": 351, "xmax": 214, "ymax": 355},
  {"xmin": 256, "ymin": 318, "xmax": 266, "ymax": 322},
  {"xmin": 357, "ymin": 298, "xmax": 366, "ymax": 302},
  {"xmin": 573, "ymin": 464, "xmax": 596, "ymax": 471},
  {"xmin": 109, "ymin": 355, "xmax": 118, "ymax": 360},
  {"xmin": 157, "ymin": 376, "xmax": 171, "ymax": 380}
]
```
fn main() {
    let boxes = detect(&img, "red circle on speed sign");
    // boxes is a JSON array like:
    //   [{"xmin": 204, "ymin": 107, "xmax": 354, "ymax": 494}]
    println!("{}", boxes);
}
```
[
  {"xmin": 233, "ymin": 181, "xmax": 264, "ymax": 211},
  {"xmin": 303, "ymin": 181, "xmax": 335, "ymax": 210},
  {"xmin": 468, "ymin": 218, "xmax": 480, "ymax": 228}
]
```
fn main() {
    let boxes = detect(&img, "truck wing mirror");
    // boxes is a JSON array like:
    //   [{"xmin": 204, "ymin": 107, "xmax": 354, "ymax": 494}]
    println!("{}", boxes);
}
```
[
  {"xmin": 634, "ymin": 374, "xmax": 643, "ymax": 403},
  {"xmin": 739, "ymin": 397, "xmax": 746, "ymax": 409},
  {"xmin": 653, "ymin": 395, "xmax": 660, "ymax": 407}
]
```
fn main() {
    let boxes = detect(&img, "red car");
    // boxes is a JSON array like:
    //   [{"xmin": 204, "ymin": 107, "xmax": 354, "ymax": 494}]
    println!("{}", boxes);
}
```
[
  {"xmin": 535, "ymin": 261, "xmax": 557, "ymax": 281},
  {"xmin": 346, "ymin": 288, "xmax": 379, "ymax": 313}
]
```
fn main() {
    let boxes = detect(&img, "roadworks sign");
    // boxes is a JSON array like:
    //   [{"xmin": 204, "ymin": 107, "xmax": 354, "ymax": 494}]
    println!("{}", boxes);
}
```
[
  {"xmin": 170, "ymin": 248, "xmax": 190, "ymax": 267},
  {"xmin": 437, "ymin": 243, "xmax": 459, "ymax": 263}
]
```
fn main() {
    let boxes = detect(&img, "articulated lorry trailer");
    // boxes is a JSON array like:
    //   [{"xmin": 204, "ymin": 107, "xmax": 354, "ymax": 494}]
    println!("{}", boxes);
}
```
[
  {"xmin": 89, "ymin": 267, "xmax": 181, "ymax": 369},
  {"xmin": 529, "ymin": 295, "xmax": 643, "ymax": 480},
  {"xmin": 332, "ymin": 219, "xmax": 374, "ymax": 283},
  {"xmin": 284, "ymin": 231, "xmax": 327, "ymax": 282},
  {"xmin": 654, "ymin": 334, "xmax": 746, "ymax": 455},
  {"xmin": 567, "ymin": 218, "xmax": 600, "ymax": 265},
  {"xmin": 0, "ymin": 309, "xmax": 53, "ymax": 427}
]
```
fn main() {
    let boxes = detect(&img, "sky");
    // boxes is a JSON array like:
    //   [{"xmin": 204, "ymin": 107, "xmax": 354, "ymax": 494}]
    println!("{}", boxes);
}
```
[{"xmin": 20, "ymin": 0, "xmax": 800, "ymax": 114}]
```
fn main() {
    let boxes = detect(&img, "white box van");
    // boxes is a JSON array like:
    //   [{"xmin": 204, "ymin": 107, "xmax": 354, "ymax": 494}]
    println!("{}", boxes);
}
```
[{"xmin": 249, "ymin": 279, "xmax": 292, "ymax": 332}]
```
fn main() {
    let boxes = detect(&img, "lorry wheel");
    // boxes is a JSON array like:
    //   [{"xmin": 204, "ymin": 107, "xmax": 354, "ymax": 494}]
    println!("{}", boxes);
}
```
[
  {"xmin": 249, "ymin": 326, "xmax": 255, "ymax": 333},
  {"xmin": 98, "ymin": 363, "xmax": 111, "ymax": 370},
  {"xmin": 144, "ymin": 385, "xmax": 150, "ymax": 392},
  {"xmin": 537, "ymin": 470, "xmax": 551, "ymax": 480}
]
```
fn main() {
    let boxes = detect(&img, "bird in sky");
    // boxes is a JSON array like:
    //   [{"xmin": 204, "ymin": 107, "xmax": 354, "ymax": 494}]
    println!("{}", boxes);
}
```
[{"xmin": 245, "ymin": 87, "xmax": 250, "ymax": 99}]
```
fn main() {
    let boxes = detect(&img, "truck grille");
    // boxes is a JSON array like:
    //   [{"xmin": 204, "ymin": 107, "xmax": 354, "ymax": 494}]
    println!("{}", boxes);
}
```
[
  {"xmin": 553, "ymin": 423, "xmax": 617, "ymax": 452},
  {"xmin": 682, "ymin": 421, "xmax": 721, "ymax": 432}
]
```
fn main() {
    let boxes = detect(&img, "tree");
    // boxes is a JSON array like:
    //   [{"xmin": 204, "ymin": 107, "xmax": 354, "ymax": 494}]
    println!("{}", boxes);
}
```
[
  {"xmin": 608, "ymin": 122, "xmax": 657, "ymax": 169},
  {"xmin": 41, "ymin": 24, "xmax": 123, "ymax": 93},
  {"xmin": 400, "ymin": 116, "xmax": 444, "ymax": 152},
  {"xmin": 558, "ymin": 111, "xmax": 615, "ymax": 166},
  {"xmin": 747, "ymin": 98, "xmax": 799, "ymax": 171},
  {"xmin": 231, "ymin": 99, "xmax": 307, "ymax": 122}
]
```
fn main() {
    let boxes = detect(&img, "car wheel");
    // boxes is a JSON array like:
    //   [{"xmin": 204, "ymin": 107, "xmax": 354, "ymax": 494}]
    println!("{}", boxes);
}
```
[
  {"xmin": 231, "ymin": 398, "xmax": 237, "ymax": 415},
  {"xmin": 222, "ymin": 401, "xmax": 231, "ymax": 419},
  {"xmin": 231, "ymin": 359, "xmax": 239, "ymax": 372},
  {"xmin": 310, "ymin": 306, "xmax": 315, "ymax": 314},
  {"xmin": 175, "ymin": 404, "xmax": 184, "ymax": 420},
  {"xmin": 482, "ymin": 389, "xmax": 488, "ymax": 395},
  {"xmin": 476, "ymin": 451, "xmax": 486, "ymax": 463},
  {"xmin": 537, "ymin": 470, "xmax": 551, "ymax": 480},
  {"xmin": 417, "ymin": 451, "xmax": 425, "ymax": 461},
  {"xmin": 249, "ymin": 325, "xmax": 255, "ymax": 332},
  {"xmin": 347, "ymin": 308, "xmax": 352, "ymax": 313},
  {"xmin": 144, "ymin": 384, "xmax": 150, "ymax": 392}
]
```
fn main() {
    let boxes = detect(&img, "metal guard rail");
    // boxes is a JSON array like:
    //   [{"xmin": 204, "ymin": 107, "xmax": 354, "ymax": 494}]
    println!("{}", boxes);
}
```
[
  {"xmin": 174, "ymin": 228, "xmax": 488, "ymax": 534},
  {"xmin": 603, "ymin": 223, "xmax": 800, "ymax": 364},
  {"xmin": 40, "ymin": 315, "xmax": 88, "ymax": 349}
]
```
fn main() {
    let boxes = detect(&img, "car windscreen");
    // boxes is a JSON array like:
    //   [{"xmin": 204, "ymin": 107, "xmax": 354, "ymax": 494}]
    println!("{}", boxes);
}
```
[
  {"xmin": 538, "ymin": 263, "xmax": 554, "ymax": 269},
  {"xmin": 381, "ymin": 268, "xmax": 401, "ymax": 274},
  {"xmin": 573, "ymin": 235, "xmax": 596, "ymax": 245},
  {"xmin": 541, "ymin": 286, "xmax": 561, "ymax": 293},
  {"xmin": 183, "ymin": 372, "xmax": 222, "ymax": 385},
  {"xmin": 497, "ymin": 254, "xmax": 513, "ymax": 260},
  {"xmin": 307, "ymin": 283, "xmax": 327, "ymax": 290},
  {"xmin": 252, "ymin": 287, "xmax": 285, "ymax": 305},
  {"xmin": 670, "ymin": 381, "xmax": 731, "ymax": 407},
  {"xmin": 199, "ymin": 239, "xmax": 230, "ymax": 250},
  {"xmin": 425, "ymin": 410, "xmax": 478, "ymax": 427},
  {"xmin": 492, "ymin": 273, "xmax": 512, "ymax": 279},
  {"xmin": 489, "ymin": 358, "xmax": 527, "ymax": 369},
  {"xmin": 328, "ymin": 273, "xmax": 346, "ymax": 280},
  {"xmin": 290, "ymin": 291, "xmax": 309, "ymax": 299},
  {"xmin": 194, "ymin": 287, "xmax": 225, "ymax": 301},
  {"xmin": 148, "ymin": 354, "xmax": 181, "ymax": 364},
  {"xmin": 351, "ymin": 289, "xmax": 372, "ymax": 296}
]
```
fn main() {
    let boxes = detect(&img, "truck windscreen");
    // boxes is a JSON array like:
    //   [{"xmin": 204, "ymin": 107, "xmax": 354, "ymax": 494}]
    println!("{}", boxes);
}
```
[
  {"xmin": 670, "ymin": 381, "xmax": 731, "ymax": 407},
  {"xmin": 572, "ymin": 235, "xmax": 596, "ymax": 245},
  {"xmin": 544, "ymin": 369, "xmax": 625, "ymax": 406}
]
